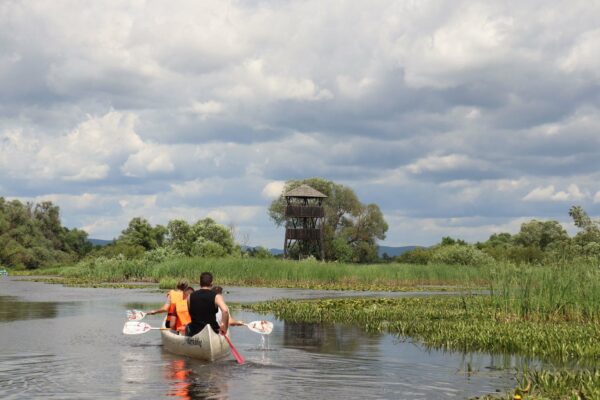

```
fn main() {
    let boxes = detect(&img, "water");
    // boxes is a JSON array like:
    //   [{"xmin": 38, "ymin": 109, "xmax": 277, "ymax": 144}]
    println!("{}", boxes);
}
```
[{"xmin": 0, "ymin": 277, "xmax": 530, "ymax": 399}]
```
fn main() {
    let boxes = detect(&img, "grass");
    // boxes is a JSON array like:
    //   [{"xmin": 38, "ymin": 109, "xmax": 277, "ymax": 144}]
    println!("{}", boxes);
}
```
[{"xmin": 16, "ymin": 256, "xmax": 491, "ymax": 291}]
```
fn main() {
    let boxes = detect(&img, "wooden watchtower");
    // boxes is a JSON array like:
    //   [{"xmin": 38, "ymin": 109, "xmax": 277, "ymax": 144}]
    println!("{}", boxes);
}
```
[{"xmin": 284, "ymin": 184, "xmax": 327, "ymax": 260}]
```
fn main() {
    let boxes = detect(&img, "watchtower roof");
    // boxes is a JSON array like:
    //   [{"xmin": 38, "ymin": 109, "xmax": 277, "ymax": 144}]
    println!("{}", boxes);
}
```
[{"xmin": 284, "ymin": 184, "xmax": 327, "ymax": 198}]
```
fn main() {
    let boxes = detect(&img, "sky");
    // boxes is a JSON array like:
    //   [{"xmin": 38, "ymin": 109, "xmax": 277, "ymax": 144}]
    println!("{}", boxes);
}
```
[{"xmin": 1, "ymin": 0, "xmax": 600, "ymax": 248}]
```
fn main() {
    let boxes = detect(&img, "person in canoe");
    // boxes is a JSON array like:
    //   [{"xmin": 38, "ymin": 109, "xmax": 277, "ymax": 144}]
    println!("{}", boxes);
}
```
[
  {"xmin": 173, "ymin": 286, "xmax": 194, "ymax": 334},
  {"xmin": 146, "ymin": 279, "xmax": 189, "ymax": 329},
  {"xmin": 212, "ymin": 286, "xmax": 244, "ymax": 327},
  {"xmin": 186, "ymin": 272, "xmax": 230, "ymax": 337}
]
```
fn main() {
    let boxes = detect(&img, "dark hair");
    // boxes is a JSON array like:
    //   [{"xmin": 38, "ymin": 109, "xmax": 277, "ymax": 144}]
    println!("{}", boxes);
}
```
[
  {"xmin": 212, "ymin": 286, "xmax": 223, "ymax": 294},
  {"xmin": 176, "ymin": 279, "xmax": 189, "ymax": 291},
  {"xmin": 184, "ymin": 286, "xmax": 194, "ymax": 294},
  {"xmin": 200, "ymin": 272, "xmax": 213, "ymax": 287}
]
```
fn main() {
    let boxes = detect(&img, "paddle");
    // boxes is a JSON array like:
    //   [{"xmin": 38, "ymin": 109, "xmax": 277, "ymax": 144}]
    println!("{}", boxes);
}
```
[
  {"xmin": 126, "ymin": 309, "xmax": 147, "ymax": 321},
  {"xmin": 127, "ymin": 309, "xmax": 273, "ymax": 335},
  {"xmin": 221, "ymin": 332, "xmax": 245, "ymax": 365},
  {"xmin": 122, "ymin": 321, "xmax": 167, "ymax": 335},
  {"xmin": 243, "ymin": 320, "xmax": 273, "ymax": 335}
]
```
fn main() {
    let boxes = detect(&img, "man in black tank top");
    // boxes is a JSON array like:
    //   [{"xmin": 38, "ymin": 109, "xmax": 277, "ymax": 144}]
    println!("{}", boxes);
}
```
[{"xmin": 186, "ymin": 272, "xmax": 230, "ymax": 337}]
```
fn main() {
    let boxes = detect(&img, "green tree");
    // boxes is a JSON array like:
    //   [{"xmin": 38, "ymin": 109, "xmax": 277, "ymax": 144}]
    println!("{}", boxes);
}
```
[
  {"xmin": 166, "ymin": 219, "xmax": 193, "ymax": 255},
  {"xmin": 165, "ymin": 218, "xmax": 236, "ymax": 257},
  {"xmin": 569, "ymin": 205, "xmax": 600, "ymax": 246},
  {"xmin": 513, "ymin": 220, "xmax": 569, "ymax": 250},
  {"xmin": 268, "ymin": 177, "xmax": 388, "ymax": 262},
  {"xmin": 0, "ymin": 197, "xmax": 88, "ymax": 268},
  {"xmin": 119, "ymin": 217, "xmax": 166, "ymax": 251}
]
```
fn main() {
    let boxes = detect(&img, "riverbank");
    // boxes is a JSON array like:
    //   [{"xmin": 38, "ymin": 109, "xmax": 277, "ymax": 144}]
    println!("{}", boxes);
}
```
[{"xmin": 13, "ymin": 256, "xmax": 491, "ymax": 291}]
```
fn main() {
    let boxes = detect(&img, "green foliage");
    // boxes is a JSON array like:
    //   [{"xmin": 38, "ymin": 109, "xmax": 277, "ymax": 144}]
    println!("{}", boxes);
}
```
[
  {"xmin": 440, "ymin": 236, "xmax": 467, "ymax": 246},
  {"xmin": 163, "ymin": 218, "xmax": 237, "ymax": 257},
  {"xmin": 190, "ymin": 237, "xmax": 228, "ymax": 257},
  {"xmin": 90, "ymin": 242, "xmax": 146, "ymax": 259},
  {"xmin": 268, "ymin": 177, "xmax": 388, "ymax": 262},
  {"xmin": 430, "ymin": 244, "xmax": 494, "ymax": 266},
  {"xmin": 395, "ymin": 247, "xmax": 431, "ymax": 264},
  {"xmin": 118, "ymin": 217, "xmax": 166, "ymax": 250},
  {"xmin": 244, "ymin": 246, "xmax": 274, "ymax": 259},
  {"xmin": 0, "ymin": 197, "xmax": 90, "ymax": 269},
  {"xmin": 513, "ymin": 220, "xmax": 569, "ymax": 250}
]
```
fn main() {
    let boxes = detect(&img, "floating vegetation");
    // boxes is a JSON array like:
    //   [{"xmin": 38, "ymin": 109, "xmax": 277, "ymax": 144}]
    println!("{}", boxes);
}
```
[
  {"xmin": 247, "ymin": 296, "xmax": 600, "ymax": 361},
  {"xmin": 247, "ymin": 296, "xmax": 600, "ymax": 399}
]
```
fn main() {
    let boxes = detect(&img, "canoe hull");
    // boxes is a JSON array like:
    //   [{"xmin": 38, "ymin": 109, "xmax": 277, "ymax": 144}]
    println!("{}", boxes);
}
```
[{"xmin": 161, "ymin": 323, "xmax": 230, "ymax": 361}]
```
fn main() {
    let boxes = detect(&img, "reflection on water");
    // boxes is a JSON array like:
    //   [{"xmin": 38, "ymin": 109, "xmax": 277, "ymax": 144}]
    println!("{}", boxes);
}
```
[
  {"xmin": 0, "ymin": 295, "xmax": 59, "ymax": 322},
  {"xmin": 0, "ymin": 278, "xmax": 547, "ymax": 399},
  {"xmin": 163, "ymin": 357, "xmax": 229, "ymax": 400}
]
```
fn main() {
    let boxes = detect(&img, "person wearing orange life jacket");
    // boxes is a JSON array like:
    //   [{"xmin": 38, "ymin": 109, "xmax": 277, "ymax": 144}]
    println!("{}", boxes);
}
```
[
  {"xmin": 174, "ymin": 287, "xmax": 194, "ymax": 334},
  {"xmin": 146, "ymin": 279, "xmax": 188, "ymax": 329}
]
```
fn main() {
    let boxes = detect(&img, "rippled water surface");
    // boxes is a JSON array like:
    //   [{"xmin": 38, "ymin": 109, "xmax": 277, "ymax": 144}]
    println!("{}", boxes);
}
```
[{"xmin": 0, "ymin": 277, "xmax": 529, "ymax": 399}]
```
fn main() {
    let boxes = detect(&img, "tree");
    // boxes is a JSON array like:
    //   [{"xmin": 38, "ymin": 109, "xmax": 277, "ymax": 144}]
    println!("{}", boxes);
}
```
[
  {"xmin": 268, "ymin": 177, "xmax": 388, "ymax": 262},
  {"xmin": 569, "ymin": 205, "xmax": 600, "ymax": 246},
  {"xmin": 513, "ymin": 220, "xmax": 569, "ymax": 250},
  {"xmin": 440, "ymin": 236, "xmax": 467, "ymax": 246},
  {"xmin": 165, "ymin": 218, "xmax": 237, "ymax": 257},
  {"xmin": 0, "ymin": 197, "xmax": 88, "ymax": 269},
  {"xmin": 119, "ymin": 217, "xmax": 166, "ymax": 251}
]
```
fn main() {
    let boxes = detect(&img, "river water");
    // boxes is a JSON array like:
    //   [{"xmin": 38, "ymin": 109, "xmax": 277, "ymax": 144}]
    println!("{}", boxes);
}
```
[{"xmin": 0, "ymin": 277, "xmax": 531, "ymax": 399}]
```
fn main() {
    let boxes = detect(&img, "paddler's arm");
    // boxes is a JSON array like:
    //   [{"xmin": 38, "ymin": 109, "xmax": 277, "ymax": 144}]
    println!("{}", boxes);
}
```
[
  {"xmin": 147, "ymin": 293, "xmax": 171, "ymax": 315},
  {"xmin": 215, "ymin": 294, "xmax": 229, "ymax": 334}
]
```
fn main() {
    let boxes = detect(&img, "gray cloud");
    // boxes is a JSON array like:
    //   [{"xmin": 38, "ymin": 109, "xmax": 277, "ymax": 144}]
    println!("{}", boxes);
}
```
[{"xmin": 2, "ymin": 0, "xmax": 600, "ymax": 246}]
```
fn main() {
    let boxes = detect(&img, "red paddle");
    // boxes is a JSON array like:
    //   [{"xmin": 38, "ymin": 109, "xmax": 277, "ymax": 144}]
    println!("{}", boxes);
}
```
[{"xmin": 221, "ymin": 333, "xmax": 245, "ymax": 365}]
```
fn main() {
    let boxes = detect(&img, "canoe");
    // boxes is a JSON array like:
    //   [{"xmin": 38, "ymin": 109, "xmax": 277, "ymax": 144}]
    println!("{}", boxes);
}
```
[{"xmin": 160, "ymin": 320, "xmax": 231, "ymax": 361}]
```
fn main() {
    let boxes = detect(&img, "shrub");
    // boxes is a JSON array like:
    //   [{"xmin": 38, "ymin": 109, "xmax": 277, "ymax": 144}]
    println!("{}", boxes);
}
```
[{"xmin": 430, "ymin": 244, "xmax": 494, "ymax": 266}]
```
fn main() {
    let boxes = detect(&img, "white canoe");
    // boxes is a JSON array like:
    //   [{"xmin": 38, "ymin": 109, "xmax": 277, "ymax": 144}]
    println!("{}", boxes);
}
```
[{"xmin": 160, "ymin": 321, "xmax": 231, "ymax": 361}]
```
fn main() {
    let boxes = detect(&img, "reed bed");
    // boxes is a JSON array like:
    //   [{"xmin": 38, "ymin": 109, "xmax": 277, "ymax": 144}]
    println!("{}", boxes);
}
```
[{"xmin": 27, "ymin": 257, "xmax": 491, "ymax": 291}]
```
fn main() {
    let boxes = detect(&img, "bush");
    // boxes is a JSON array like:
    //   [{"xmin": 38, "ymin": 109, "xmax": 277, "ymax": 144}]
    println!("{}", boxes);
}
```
[
  {"xmin": 396, "ymin": 247, "xmax": 432, "ymax": 265},
  {"xmin": 143, "ymin": 247, "xmax": 184, "ymax": 264},
  {"xmin": 430, "ymin": 245, "xmax": 494, "ymax": 266},
  {"xmin": 190, "ymin": 238, "xmax": 227, "ymax": 257}
]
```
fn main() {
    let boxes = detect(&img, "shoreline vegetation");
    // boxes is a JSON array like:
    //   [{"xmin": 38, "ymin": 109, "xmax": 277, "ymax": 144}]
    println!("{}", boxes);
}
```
[
  {"xmin": 10, "ymin": 257, "xmax": 600, "ymax": 399},
  {"xmin": 14, "ymin": 257, "xmax": 491, "ymax": 291}
]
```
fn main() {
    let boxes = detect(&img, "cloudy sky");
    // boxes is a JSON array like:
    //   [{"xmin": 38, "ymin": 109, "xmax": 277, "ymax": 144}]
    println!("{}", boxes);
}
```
[{"xmin": 2, "ymin": 0, "xmax": 600, "ymax": 248}]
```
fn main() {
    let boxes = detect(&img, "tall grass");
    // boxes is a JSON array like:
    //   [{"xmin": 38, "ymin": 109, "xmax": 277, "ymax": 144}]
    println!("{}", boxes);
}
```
[
  {"xmin": 34, "ymin": 256, "xmax": 491, "ymax": 290},
  {"xmin": 22, "ymin": 256, "xmax": 600, "ymax": 321},
  {"xmin": 489, "ymin": 262, "xmax": 600, "ymax": 323}
]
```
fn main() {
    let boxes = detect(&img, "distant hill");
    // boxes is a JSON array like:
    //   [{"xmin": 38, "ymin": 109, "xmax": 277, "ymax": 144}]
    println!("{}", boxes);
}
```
[
  {"xmin": 377, "ymin": 245, "xmax": 420, "ymax": 257},
  {"xmin": 88, "ymin": 238, "xmax": 113, "ymax": 247}
]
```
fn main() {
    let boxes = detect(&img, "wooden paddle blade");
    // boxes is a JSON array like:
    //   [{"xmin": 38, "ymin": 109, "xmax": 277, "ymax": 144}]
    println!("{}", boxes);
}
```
[
  {"xmin": 123, "ymin": 321, "xmax": 152, "ymax": 335},
  {"xmin": 246, "ymin": 320, "xmax": 273, "ymax": 335},
  {"xmin": 126, "ymin": 309, "xmax": 146, "ymax": 321},
  {"xmin": 222, "ymin": 333, "xmax": 245, "ymax": 365}
]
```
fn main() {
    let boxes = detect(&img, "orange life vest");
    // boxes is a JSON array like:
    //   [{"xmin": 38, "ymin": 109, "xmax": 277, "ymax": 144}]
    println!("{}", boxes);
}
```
[
  {"xmin": 167, "ymin": 290, "xmax": 184, "ymax": 317},
  {"xmin": 174, "ymin": 299, "xmax": 191, "ymax": 331}
]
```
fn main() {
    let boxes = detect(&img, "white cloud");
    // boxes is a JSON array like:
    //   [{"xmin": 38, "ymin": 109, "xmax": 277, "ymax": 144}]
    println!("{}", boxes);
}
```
[
  {"xmin": 63, "ymin": 164, "xmax": 110, "ymax": 181},
  {"xmin": 189, "ymin": 101, "xmax": 224, "ymax": 119},
  {"xmin": 560, "ymin": 29, "xmax": 600, "ymax": 80},
  {"xmin": 594, "ymin": 191, "xmax": 600, "ymax": 204},
  {"xmin": 406, "ymin": 153, "xmax": 483, "ymax": 174},
  {"xmin": 0, "ymin": 112, "xmax": 141, "ymax": 182},
  {"xmin": 262, "ymin": 181, "xmax": 285, "ymax": 199},
  {"xmin": 121, "ymin": 145, "xmax": 175, "ymax": 177},
  {"xmin": 523, "ymin": 184, "xmax": 587, "ymax": 202}
]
